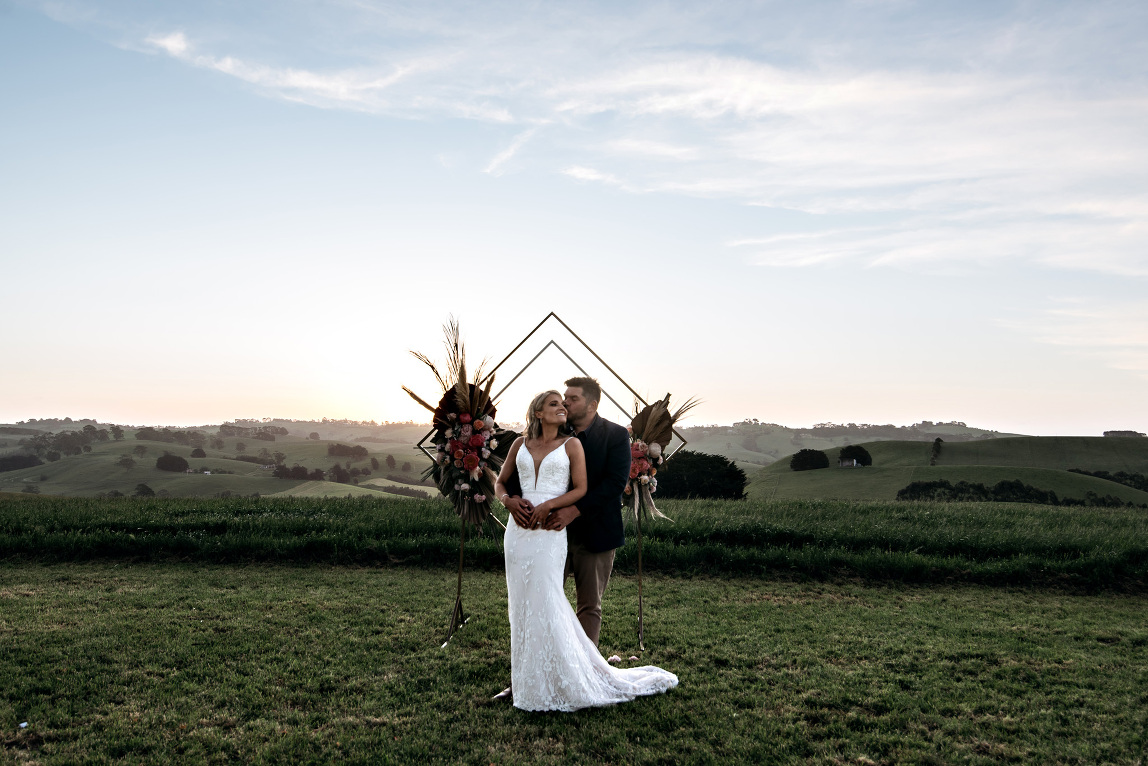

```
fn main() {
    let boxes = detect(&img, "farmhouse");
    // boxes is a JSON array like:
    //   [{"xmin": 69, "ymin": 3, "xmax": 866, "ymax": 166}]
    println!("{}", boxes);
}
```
[{"xmin": 839, "ymin": 458, "xmax": 861, "ymax": 468}]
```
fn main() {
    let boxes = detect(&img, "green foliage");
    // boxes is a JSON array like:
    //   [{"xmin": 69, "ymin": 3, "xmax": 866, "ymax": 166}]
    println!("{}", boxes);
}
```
[
  {"xmin": 155, "ymin": 453, "xmax": 190, "ymax": 472},
  {"xmin": 0, "ymin": 564, "xmax": 1144, "ymax": 763},
  {"xmin": 327, "ymin": 443, "xmax": 369, "ymax": 460},
  {"xmin": 0, "ymin": 454, "xmax": 43, "ymax": 473},
  {"xmin": 3, "ymin": 495, "xmax": 1147, "ymax": 587},
  {"xmin": 790, "ymin": 448, "xmax": 829, "ymax": 471},
  {"xmin": 1069, "ymin": 467, "xmax": 1148, "ymax": 493},
  {"xmin": 654, "ymin": 450, "xmax": 746, "ymax": 499},
  {"xmin": 897, "ymin": 478, "xmax": 1142, "ymax": 508},
  {"xmin": 190, "ymin": 447, "xmax": 207, "ymax": 458},
  {"xmin": 838, "ymin": 444, "xmax": 872, "ymax": 466},
  {"xmin": 133, "ymin": 483, "xmax": 155, "ymax": 497}
]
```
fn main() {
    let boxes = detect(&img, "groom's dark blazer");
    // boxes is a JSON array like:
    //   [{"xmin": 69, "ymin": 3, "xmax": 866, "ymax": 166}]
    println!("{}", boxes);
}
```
[{"xmin": 507, "ymin": 413, "xmax": 631, "ymax": 553}]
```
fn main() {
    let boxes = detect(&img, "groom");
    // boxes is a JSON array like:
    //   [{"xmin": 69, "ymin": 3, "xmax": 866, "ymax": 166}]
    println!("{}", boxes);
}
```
[{"xmin": 504, "ymin": 376, "xmax": 631, "ymax": 645}]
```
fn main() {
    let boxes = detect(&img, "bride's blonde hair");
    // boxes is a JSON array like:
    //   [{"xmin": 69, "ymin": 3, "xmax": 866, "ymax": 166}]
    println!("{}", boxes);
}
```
[{"xmin": 524, "ymin": 390, "xmax": 562, "ymax": 442}]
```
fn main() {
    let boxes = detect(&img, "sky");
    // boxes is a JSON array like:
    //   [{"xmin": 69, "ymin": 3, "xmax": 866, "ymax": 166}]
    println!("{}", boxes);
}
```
[{"xmin": 2, "ymin": 0, "xmax": 1147, "ymax": 435}]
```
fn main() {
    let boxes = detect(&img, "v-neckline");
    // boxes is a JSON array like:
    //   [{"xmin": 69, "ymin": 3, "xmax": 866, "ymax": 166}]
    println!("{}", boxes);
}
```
[{"xmin": 526, "ymin": 439, "xmax": 569, "ymax": 489}]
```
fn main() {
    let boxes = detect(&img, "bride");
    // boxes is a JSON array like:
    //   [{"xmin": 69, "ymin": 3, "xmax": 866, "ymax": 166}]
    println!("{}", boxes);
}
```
[{"xmin": 494, "ymin": 389, "xmax": 678, "ymax": 712}]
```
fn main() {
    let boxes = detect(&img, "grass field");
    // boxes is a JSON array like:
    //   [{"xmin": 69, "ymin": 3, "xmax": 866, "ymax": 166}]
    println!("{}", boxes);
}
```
[
  {"xmin": 2, "ymin": 564, "xmax": 1145, "ymax": 764},
  {"xmin": 749, "ymin": 436, "xmax": 1148, "ymax": 503}
]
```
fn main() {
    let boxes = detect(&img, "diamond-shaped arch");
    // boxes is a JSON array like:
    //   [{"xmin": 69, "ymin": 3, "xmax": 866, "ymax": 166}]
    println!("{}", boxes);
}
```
[{"xmin": 416, "ymin": 313, "xmax": 687, "ymax": 462}]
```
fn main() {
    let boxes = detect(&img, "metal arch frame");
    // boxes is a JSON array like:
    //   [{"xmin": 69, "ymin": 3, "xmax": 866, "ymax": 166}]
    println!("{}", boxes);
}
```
[{"xmin": 415, "ymin": 312, "xmax": 688, "ymax": 461}]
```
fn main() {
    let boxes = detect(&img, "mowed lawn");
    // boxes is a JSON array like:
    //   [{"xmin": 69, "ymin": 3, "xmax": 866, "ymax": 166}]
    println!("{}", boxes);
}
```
[{"xmin": 2, "ymin": 564, "xmax": 1145, "ymax": 765}]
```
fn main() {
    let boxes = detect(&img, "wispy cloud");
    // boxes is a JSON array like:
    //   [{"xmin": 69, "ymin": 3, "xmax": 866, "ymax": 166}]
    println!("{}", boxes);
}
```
[
  {"xmin": 63, "ymin": 2, "xmax": 1148, "ymax": 277},
  {"xmin": 562, "ymin": 166, "xmax": 626, "ymax": 187},
  {"xmin": 483, "ymin": 129, "xmax": 537, "ymax": 175}
]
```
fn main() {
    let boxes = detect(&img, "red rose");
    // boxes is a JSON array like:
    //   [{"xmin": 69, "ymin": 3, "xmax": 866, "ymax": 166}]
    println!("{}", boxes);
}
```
[
  {"xmin": 469, "ymin": 434, "xmax": 485, "ymax": 448},
  {"xmin": 629, "ymin": 463, "xmax": 640, "ymax": 479},
  {"xmin": 463, "ymin": 453, "xmax": 480, "ymax": 471},
  {"xmin": 459, "ymin": 413, "xmax": 472, "ymax": 424}
]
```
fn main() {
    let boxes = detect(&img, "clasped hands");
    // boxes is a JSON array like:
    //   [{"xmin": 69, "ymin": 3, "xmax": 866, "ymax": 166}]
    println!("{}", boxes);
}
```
[{"xmin": 505, "ymin": 496, "xmax": 580, "ymax": 531}]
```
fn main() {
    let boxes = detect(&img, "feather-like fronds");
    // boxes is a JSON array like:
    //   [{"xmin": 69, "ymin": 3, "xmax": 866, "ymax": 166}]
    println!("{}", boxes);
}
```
[
  {"xmin": 631, "ymin": 393, "xmax": 699, "ymax": 450},
  {"xmin": 403, "ymin": 386, "xmax": 438, "ymax": 414}
]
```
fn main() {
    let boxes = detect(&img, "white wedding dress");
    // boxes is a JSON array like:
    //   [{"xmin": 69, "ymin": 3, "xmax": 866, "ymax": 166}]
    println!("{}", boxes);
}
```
[{"xmin": 504, "ymin": 439, "xmax": 678, "ymax": 712}]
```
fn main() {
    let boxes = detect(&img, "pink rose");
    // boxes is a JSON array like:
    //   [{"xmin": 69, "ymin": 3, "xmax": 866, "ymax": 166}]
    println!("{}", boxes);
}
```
[
  {"xmin": 459, "ymin": 413, "xmax": 472, "ymax": 424},
  {"xmin": 468, "ymin": 434, "xmax": 485, "ymax": 448}
]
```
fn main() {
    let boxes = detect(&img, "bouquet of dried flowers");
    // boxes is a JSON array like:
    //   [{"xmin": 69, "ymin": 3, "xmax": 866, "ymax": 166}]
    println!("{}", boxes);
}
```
[
  {"xmin": 403, "ymin": 319, "xmax": 518, "ymax": 644},
  {"xmin": 626, "ymin": 393, "xmax": 697, "ymax": 650}
]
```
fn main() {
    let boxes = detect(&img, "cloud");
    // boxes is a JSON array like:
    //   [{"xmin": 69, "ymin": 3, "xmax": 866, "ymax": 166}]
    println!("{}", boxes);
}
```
[
  {"xmin": 483, "ymin": 129, "xmax": 537, "ymax": 175},
  {"xmin": 562, "ymin": 166, "xmax": 626, "ymax": 187},
  {"xmin": 87, "ymin": 4, "xmax": 1148, "ymax": 277}
]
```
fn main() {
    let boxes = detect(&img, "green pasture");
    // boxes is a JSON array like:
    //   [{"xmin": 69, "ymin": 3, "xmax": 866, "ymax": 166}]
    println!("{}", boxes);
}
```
[
  {"xmin": 750, "ymin": 436, "xmax": 1148, "ymax": 502},
  {"xmin": 2, "ymin": 564, "xmax": 1145, "ymax": 764},
  {"xmin": 0, "ymin": 435, "xmax": 431, "ymax": 499},
  {"xmin": 266, "ymin": 481, "xmax": 416, "ymax": 500},
  {"xmin": 750, "ymin": 465, "xmax": 1148, "ymax": 504}
]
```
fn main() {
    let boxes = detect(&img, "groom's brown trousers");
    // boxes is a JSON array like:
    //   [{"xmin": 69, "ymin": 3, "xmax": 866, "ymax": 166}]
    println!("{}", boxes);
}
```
[{"xmin": 564, "ymin": 542, "xmax": 616, "ymax": 646}]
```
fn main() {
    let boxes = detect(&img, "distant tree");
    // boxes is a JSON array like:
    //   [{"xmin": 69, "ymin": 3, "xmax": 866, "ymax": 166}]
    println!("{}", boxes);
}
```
[
  {"xmin": 82, "ymin": 445, "xmax": 92, "ymax": 453},
  {"xmin": 96, "ymin": 429, "xmax": 109, "ymax": 442},
  {"xmin": 209, "ymin": 437, "xmax": 226, "ymax": 451},
  {"xmin": 155, "ymin": 453, "xmax": 190, "ymax": 472},
  {"xmin": 133, "ymin": 483, "xmax": 155, "ymax": 497},
  {"xmin": 190, "ymin": 447, "xmax": 207, "ymax": 458},
  {"xmin": 385, "ymin": 455, "xmax": 397, "ymax": 470},
  {"xmin": 327, "ymin": 444, "xmax": 369, "ymax": 460},
  {"xmin": 838, "ymin": 445, "xmax": 872, "ymax": 467},
  {"xmin": 82, "ymin": 424, "xmax": 98, "ymax": 440},
  {"xmin": 401, "ymin": 461, "xmax": 412, "ymax": 472},
  {"xmin": 117, "ymin": 455, "xmax": 136, "ymax": 471},
  {"xmin": 0, "ymin": 454, "xmax": 43, "ymax": 473},
  {"xmin": 929, "ymin": 437, "xmax": 943, "ymax": 466},
  {"xmin": 309, "ymin": 432, "xmax": 321, "ymax": 441},
  {"xmin": 235, "ymin": 442, "xmax": 247, "ymax": 454},
  {"xmin": 350, "ymin": 467, "xmax": 362, "ymax": 477},
  {"xmin": 329, "ymin": 464, "xmax": 351, "ymax": 484},
  {"xmin": 110, "ymin": 425, "xmax": 125, "ymax": 441},
  {"xmin": 132, "ymin": 445, "xmax": 148, "ymax": 459},
  {"xmin": 654, "ymin": 451, "xmax": 747, "ymax": 500},
  {"xmin": 371, "ymin": 457, "xmax": 380, "ymax": 470},
  {"xmin": 45, "ymin": 450, "xmax": 61, "ymax": 463},
  {"xmin": 361, "ymin": 467, "xmax": 371, "ymax": 476},
  {"xmin": 308, "ymin": 468, "xmax": 326, "ymax": 481},
  {"xmin": 789, "ymin": 449, "xmax": 829, "ymax": 471},
  {"xmin": 257, "ymin": 447, "xmax": 273, "ymax": 462},
  {"xmin": 273, "ymin": 451, "xmax": 286, "ymax": 465}
]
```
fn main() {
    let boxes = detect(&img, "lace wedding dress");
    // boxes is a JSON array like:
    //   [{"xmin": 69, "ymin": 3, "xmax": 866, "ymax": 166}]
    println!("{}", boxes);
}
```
[{"xmin": 504, "ymin": 439, "xmax": 678, "ymax": 712}]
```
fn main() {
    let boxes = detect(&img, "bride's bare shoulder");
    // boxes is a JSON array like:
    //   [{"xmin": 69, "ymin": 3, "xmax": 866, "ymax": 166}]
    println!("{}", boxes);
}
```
[{"xmin": 564, "ymin": 437, "xmax": 584, "ymax": 457}]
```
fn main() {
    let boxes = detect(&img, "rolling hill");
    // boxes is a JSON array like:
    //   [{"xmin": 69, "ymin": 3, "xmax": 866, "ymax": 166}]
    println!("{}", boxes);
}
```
[{"xmin": 748, "ymin": 436, "xmax": 1148, "ymax": 503}]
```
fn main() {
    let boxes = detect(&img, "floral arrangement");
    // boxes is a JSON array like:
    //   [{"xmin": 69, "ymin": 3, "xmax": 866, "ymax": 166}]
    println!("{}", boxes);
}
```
[
  {"xmin": 403, "ymin": 319, "xmax": 518, "ymax": 529},
  {"xmin": 431, "ymin": 410, "xmax": 510, "ymax": 527},
  {"xmin": 626, "ymin": 393, "xmax": 698, "ymax": 522},
  {"xmin": 403, "ymin": 319, "xmax": 519, "ymax": 646},
  {"xmin": 625, "ymin": 393, "xmax": 697, "ymax": 652}
]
